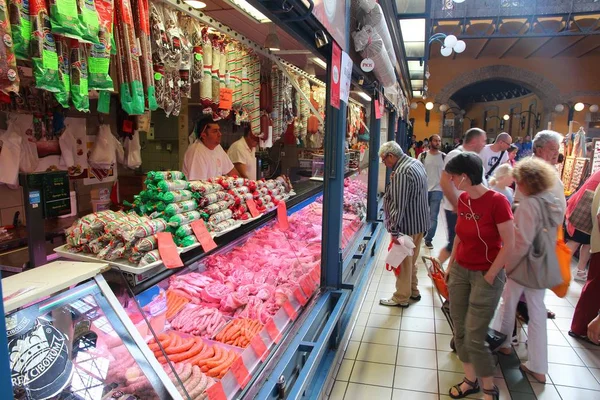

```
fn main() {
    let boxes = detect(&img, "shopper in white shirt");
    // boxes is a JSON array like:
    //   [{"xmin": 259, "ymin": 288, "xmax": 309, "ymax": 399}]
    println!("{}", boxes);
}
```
[
  {"xmin": 182, "ymin": 117, "xmax": 237, "ymax": 180},
  {"xmin": 438, "ymin": 128, "xmax": 487, "ymax": 265},
  {"xmin": 227, "ymin": 123, "xmax": 260, "ymax": 180},
  {"xmin": 419, "ymin": 134, "xmax": 446, "ymax": 249},
  {"xmin": 480, "ymin": 132, "xmax": 512, "ymax": 179}
]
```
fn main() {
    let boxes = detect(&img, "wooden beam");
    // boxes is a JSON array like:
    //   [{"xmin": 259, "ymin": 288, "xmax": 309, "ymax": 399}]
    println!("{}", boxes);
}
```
[
  {"xmin": 578, "ymin": 42, "xmax": 600, "ymax": 58},
  {"xmin": 499, "ymin": 38, "xmax": 521, "ymax": 58},
  {"xmin": 524, "ymin": 38, "xmax": 553, "ymax": 59},
  {"xmin": 475, "ymin": 38, "xmax": 491, "ymax": 59},
  {"xmin": 551, "ymin": 36, "xmax": 586, "ymax": 58}
]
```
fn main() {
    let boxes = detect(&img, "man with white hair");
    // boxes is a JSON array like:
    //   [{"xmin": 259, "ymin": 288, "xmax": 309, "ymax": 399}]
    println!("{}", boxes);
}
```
[
  {"xmin": 515, "ymin": 130, "xmax": 566, "ymax": 214},
  {"xmin": 379, "ymin": 141, "xmax": 430, "ymax": 308},
  {"xmin": 480, "ymin": 132, "xmax": 513, "ymax": 179}
]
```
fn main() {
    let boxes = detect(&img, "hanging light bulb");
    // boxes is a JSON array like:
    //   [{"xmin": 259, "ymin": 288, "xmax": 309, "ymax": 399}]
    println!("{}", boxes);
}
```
[
  {"xmin": 410, "ymin": 102, "xmax": 418, "ymax": 110},
  {"xmin": 590, "ymin": 104, "xmax": 599, "ymax": 113},
  {"xmin": 425, "ymin": 102, "xmax": 434, "ymax": 110},
  {"xmin": 454, "ymin": 40, "xmax": 466, "ymax": 53},
  {"xmin": 440, "ymin": 46, "xmax": 453, "ymax": 57},
  {"xmin": 503, "ymin": 114, "xmax": 510, "ymax": 121},
  {"xmin": 555, "ymin": 104, "xmax": 565, "ymax": 113},
  {"xmin": 574, "ymin": 102, "xmax": 585, "ymax": 112},
  {"xmin": 439, "ymin": 104, "xmax": 449, "ymax": 112},
  {"xmin": 444, "ymin": 35, "xmax": 458, "ymax": 49}
]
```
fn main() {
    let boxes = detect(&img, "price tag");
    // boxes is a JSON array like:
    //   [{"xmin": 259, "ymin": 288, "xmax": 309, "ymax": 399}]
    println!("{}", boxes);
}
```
[
  {"xmin": 206, "ymin": 381, "xmax": 227, "ymax": 400},
  {"xmin": 219, "ymin": 88, "xmax": 233, "ymax": 110},
  {"xmin": 191, "ymin": 220, "xmax": 217, "ymax": 252},
  {"xmin": 250, "ymin": 334, "xmax": 268, "ymax": 362},
  {"xmin": 277, "ymin": 201, "xmax": 289, "ymax": 231},
  {"xmin": 246, "ymin": 199, "xmax": 260, "ymax": 218},
  {"xmin": 310, "ymin": 265, "xmax": 320, "ymax": 283},
  {"xmin": 122, "ymin": 119, "xmax": 133, "ymax": 134},
  {"xmin": 300, "ymin": 275, "xmax": 315, "ymax": 297},
  {"xmin": 293, "ymin": 287, "xmax": 308, "ymax": 306},
  {"xmin": 282, "ymin": 301, "xmax": 297, "ymax": 320},
  {"xmin": 231, "ymin": 356, "xmax": 251, "ymax": 389},
  {"xmin": 157, "ymin": 232, "xmax": 183, "ymax": 269},
  {"xmin": 374, "ymin": 99, "xmax": 382, "ymax": 119},
  {"xmin": 265, "ymin": 319, "xmax": 281, "ymax": 343}
]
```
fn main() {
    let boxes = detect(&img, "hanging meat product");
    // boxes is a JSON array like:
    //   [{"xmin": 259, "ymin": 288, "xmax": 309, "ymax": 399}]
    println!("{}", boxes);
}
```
[
  {"xmin": 0, "ymin": 0, "xmax": 20, "ymax": 94},
  {"xmin": 179, "ymin": 26, "xmax": 192, "ymax": 99},
  {"xmin": 210, "ymin": 35, "xmax": 220, "ymax": 108},
  {"xmin": 190, "ymin": 19, "xmax": 203, "ymax": 84},
  {"xmin": 8, "ymin": 0, "xmax": 31, "ymax": 60},
  {"xmin": 149, "ymin": 2, "xmax": 172, "ymax": 114},
  {"xmin": 54, "ymin": 36, "xmax": 70, "ymax": 107},
  {"xmin": 30, "ymin": 0, "xmax": 61, "ymax": 92},
  {"xmin": 231, "ymin": 43, "xmax": 242, "ymax": 109},
  {"xmin": 249, "ymin": 54, "xmax": 260, "ymax": 133},
  {"xmin": 132, "ymin": 0, "xmax": 157, "ymax": 110},
  {"xmin": 114, "ymin": 0, "xmax": 144, "ymax": 114},
  {"xmin": 89, "ymin": 0, "xmax": 114, "ymax": 91},
  {"xmin": 69, "ymin": 39, "xmax": 89, "ymax": 112},
  {"xmin": 78, "ymin": 0, "xmax": 100, "ymax": 43},
  {"xmin": 49, "ymin": 0, "xmax": 84, "ymax": 39},
  {"xmin": 199, "ymin": 27, "xmax": 212, "ymax": 108}
]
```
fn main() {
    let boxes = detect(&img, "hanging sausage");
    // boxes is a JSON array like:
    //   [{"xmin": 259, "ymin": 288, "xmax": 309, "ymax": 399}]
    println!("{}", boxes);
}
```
[
  {"xmin": 210, "ymin": 35, "xmax": 220, "ymax": 108},
  {"xmin": 0, "ymin": 0, "xmax": 19, "ymax": 94},
  {"xmin": 69, "ymin": 39, "xmax": 89, "ymax": 112},
  {"xmin": 132, "ymin": 0, "xmax": 158, "ymax": 110},
  {"xmin": 89, "ymin": 0, "xmax": 114, "ymax": 91},
  {"xmin": 30, "ymin": 0, "xmax": 61, "ymax": 92},
  {"xmin": 199, "ymin": 27, "xmax": 212, "ymax": 108},
  {"xmin": 8, "ymin": 0, "xmax": 31, "ymax": 60},
  {"xmin": 190, "ymin": 19, "xmax": 203, "ymax": 84}
]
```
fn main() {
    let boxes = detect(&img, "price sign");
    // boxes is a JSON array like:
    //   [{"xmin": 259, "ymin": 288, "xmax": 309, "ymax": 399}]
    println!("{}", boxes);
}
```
[
  {"xmin": 206, "ymin": 381, "xmax": 227, "ymax": 400},
  {"xmin": 191, "ymin": 220, "xmax": 217, "ymax": 252},
  {"xmin": 265, "ymin": 319, "xmax": 281, "ymax": 343},
  {"xmin": 157, "ymin": 232, "xmax": 183, "ymax": 269},
  {"xmin": 230, "ymin": 356, "xmax": 251, "ymax": 389},
  {"xmin": 219, "ymin": 88, "xmax": 233, "ymax": 110},
  {"xmin": 250, "ymin": 334, "xmax": 268, "ymax": 362},
  {"xmin": 282, "ymin": 301, "xmax": 298, "ymax": 320},
  {"xmin": 277, "ymin": 201, "xmax": 289, "ymax": 231},
  {"xmin": 246, "ymin": 199, "xmax": 260, "ymax": 218}
]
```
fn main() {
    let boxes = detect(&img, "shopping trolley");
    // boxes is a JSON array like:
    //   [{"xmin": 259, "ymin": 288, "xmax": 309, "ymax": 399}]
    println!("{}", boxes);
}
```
[{"xmin": 421, "ymin": 256, "xmax": 507, "ymax": 353}]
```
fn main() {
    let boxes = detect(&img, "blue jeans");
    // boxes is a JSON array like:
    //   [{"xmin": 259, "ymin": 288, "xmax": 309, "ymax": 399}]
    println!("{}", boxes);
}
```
[{"xmin": 425, "ymin": 191, "xmax": 443, "ymax": 243}]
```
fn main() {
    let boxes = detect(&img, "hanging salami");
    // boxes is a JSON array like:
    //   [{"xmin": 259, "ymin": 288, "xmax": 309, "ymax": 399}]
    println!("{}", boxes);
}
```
[
  {"xmin": 210, "ymin": 35, "xmax": 220, "ymax": 107},
  {"xmin": 8, "ymin": 0, "xmax": 31, "ymax": 59},
  {"xmin": 231, "ymin": 43, "xmax": 242, "ymax": 109},
  {"xmin": 199, "ymin": 27, "xmax": 212, "ymax": 107},
  {"xmin": 179, "ymin": 18, "xmax": 192, "ymax": 99},
  {"xmin": 190, "ymin": 19, "xmax": 202, "ymax": 84},
  {"xmin": 0, "ymin": 0, "xmax": 19, "ymax": 94},
  {"xmin": 88, "ymin": 0, "xmax": 113, "ymax": 91},
  {"xmin": 77, "ymin": 0, "xmax": 100, "ymax": 43},
  {"xmin": 31, "ymin": 0, "xmax": 61, "ymax": 92},
  {"xmin": 49, "ymin": 0, "xmax": 84, "ymax": 39},
  {"xmin": 54, "ymin": 36, "xmax": 70, "ymax": 107},
  {"xmin": 132, "ymin": 0, "xmax": 157, "ymax": 109},
  {"xmin": 114, "ymin": 0, "xmax": 144, "ymax": 114},
  {"xmin": 69, "ymin": 39, "xmax": 89, "ymax": 111},
  {"xmin": 149, "ymin": 2, "xmax": 170, "ymax": 113},
  {"xmin": 163, "ymin": 5, "xmax": 180, "ymax": 68}
]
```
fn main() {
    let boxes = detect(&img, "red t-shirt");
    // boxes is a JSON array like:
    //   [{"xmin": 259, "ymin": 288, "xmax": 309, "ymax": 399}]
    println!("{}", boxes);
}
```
[{"xmin": 455, "ymin": 190, "xmax": 513, "ymax": 271}]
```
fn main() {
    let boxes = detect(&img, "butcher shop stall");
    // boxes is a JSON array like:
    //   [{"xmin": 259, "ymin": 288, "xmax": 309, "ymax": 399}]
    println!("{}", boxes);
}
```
[{"xmin": 0, "ymin": 0, "xmax": 412, "ymax": 398}]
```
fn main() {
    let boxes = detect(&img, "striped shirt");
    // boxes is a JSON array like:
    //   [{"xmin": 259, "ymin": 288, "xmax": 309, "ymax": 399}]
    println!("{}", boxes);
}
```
[{"xmin": 384, "ymin": 155, "xmax": 430, "ymax": 236}]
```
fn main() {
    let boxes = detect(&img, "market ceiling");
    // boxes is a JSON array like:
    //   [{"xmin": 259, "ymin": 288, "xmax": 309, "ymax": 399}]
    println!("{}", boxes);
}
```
[{"xmin": 451, "ymin": 79, "xmax": 532, "ymax": 107}]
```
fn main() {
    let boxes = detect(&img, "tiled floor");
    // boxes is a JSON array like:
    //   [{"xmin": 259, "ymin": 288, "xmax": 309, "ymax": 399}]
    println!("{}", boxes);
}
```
[{"xmin": 327, "ymin": 214, "xmax": 600, "ymax": 399}]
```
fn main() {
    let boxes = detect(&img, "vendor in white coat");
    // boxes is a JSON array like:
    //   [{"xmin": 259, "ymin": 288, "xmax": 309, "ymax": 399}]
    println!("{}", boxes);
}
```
[
  {"xmin": 227, "ymin": 123, "xmax": 260, "ymax": 180},
  {"xmin": 182, "ymin": 117, "xmax": 238, "ymax": 180}
]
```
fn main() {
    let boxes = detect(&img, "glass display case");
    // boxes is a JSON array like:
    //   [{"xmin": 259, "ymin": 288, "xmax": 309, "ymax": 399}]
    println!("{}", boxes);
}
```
[{"xmin": 3, "ymin": 265, "xmax": 182, "ymax": 400}]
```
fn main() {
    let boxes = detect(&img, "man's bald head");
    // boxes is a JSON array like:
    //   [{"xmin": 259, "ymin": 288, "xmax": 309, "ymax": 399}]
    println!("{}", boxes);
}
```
[{"xmin": 496, "ymin": 132, "xmax": 512, "ymax": 145}]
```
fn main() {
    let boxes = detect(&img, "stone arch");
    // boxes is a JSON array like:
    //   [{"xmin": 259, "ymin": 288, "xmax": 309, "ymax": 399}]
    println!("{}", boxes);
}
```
[{"xmin": 434, "ymin": 65, "xmax": 564, "ymax": 134}]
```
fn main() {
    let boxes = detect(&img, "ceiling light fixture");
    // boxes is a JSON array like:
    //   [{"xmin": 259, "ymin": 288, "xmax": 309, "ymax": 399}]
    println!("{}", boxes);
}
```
[
  {"xmin": 184, "ymin": 0, "xmax": 206, "ymax": 8},
  {"xmin": 357, "ymin": 92, "xmax": 372, "ymax": 102},
  {"xmin": 425, "ymin": 102, "xmax": 434, "ymax": 110},
  {"xmin": 312, "ymin": 57, "xmax": 327, "ymax": 69},
  {"xmin": 264, "ymin": 23, "xmax": 280, "ymax": 51},
  {"xmin": 503, "ymin": 114, "xmax": 510, "ymax": 121},
  {"xmin": 429, "ymin": 33, "xmax": 467, "ymax": 57},
  {"xmin": 225, "ymin": 0, "xmax": 270, "ymax": 23},
  {"xmin": 574, "ymin": 102, "xmax": 585, "ymax": 112}
]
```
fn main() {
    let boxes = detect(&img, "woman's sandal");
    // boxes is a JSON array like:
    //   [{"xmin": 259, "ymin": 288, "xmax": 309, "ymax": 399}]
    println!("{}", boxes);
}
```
[
  {"xmin": 520, "ymin": 364, "xmax": 546, "ymax": 384},
  {"xmin": 449, "ymin": 377, "xmax": 480, "ymax": 399},
  {"xmin": 482, "ymin": 385, "xmax": 499, "ymax": 400}
]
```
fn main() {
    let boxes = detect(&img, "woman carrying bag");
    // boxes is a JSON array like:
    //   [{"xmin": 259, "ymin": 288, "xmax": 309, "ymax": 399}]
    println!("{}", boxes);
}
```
[{"xmin": 497, "ymin": 158, "xmax": 565, "ymax": 383}]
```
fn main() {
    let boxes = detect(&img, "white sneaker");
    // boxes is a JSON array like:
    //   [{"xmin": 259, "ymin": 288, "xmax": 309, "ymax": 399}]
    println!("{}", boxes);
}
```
[
  {"xmin": 379, "ymin": 298, "xmax": 409, "ymax": 308},
  {"xmin": 575, "ymin": 269, "xmax": 588, "ymax": 282}
]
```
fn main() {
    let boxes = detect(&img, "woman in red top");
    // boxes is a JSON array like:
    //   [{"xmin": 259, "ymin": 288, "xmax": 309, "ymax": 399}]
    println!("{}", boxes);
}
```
[{"xmin": 444, "ymin": 152, "xmax": 514, "ymax": 400}]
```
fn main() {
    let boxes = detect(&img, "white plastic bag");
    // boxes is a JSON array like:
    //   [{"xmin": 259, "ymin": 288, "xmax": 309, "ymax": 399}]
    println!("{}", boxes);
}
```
[
  {"xmin": 0, "ymin": 125, "xmax": 22, "ymax": 187},
  {"xmin": 59, "ymin": 123, "xmax": 78, "ymax": 167},
  {"xmin": 115, "ymin": 136, "xmax": 125, "ymax": 165},
  {"xmin": 19, "ymin": 135, "xmax": 39, "ymax": 173},
  {"xmin": 89, "ymin": 124, "xmax": 117, "ymax": 169},
  {"xmin": 125, "ymin": 131, "xmax": 142, "ymax": 169}
]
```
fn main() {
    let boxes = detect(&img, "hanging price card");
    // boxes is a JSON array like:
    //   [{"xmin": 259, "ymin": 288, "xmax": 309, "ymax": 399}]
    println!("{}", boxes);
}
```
[
  {"xmin": 265, "ymin": 319, "xmax": 281, "ymax": 343},
  {"xmin": 294, "ymin": 287, "xmax": 308, "ymax": 306},
  {"xmin": 250, "ymin": 334, "xmax": 268, "ymax": 362},
  {"xmin": 282, "ymin": 301, "xmax": 298, "ymax": 321},
  {"xmin": 246, "ymin": 199, "xmax": 260, "ymax": 218},
  {"xmin": 231, "ymin": 356, "xmax": 251, "ymax": 389},
  {"xmin": 206, "ymin": 381, "xmax": 227, "ymax": 400},
  {"xmin": 219, "ymin": 88, "xmax": 233, "ymax": 110},
  {"xmin": 277, "ymin": 201, "xmax": 289, "ymax": 231},
  {"xmin": 191, "ymin": 220, "xmax": 217, "ymax": 252},
  {"xmin": 157, "ymin": 232, "xmax": 183, "ymax": 269}
]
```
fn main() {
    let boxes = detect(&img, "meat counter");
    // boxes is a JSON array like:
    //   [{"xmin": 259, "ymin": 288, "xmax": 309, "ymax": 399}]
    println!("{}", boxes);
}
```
[{"xmin": 95, "ymin": 170, "xmax": 383, "ymax": 399}]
